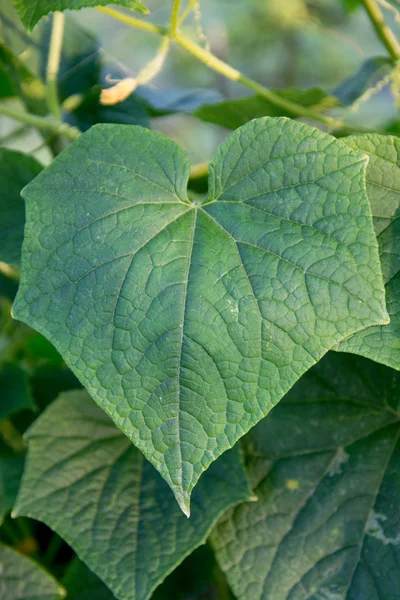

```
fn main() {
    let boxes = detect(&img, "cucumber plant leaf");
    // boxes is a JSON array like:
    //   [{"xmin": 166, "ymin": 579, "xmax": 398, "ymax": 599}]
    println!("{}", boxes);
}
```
[
  {"xmin": 12, "ymin": 118, "xmax": 389, "ymax": 513},
  {"xmin": 212, "ymin": 352, "xmax": 400, "ymax": 600},
  {"xmin": 0, "ymin": 149, "xmax": 42, "ymax": 268},
  {"xmin": 338, "ymin": 134, "xmax": 400, "ymax": 370},
  {"xmin": 12, "ymin": 0, "xmax": 149, "ymax": 31},
  {"xmin": 0, "ymin": 543, "xmax": 65, "ymax": 599},
  {"xmin": 14, "ymin": 390, "xmax": 251, "ymax": 600},
  {"xmin": 194, "ymin": 88, "xmax": 338, "ymax": 130}
]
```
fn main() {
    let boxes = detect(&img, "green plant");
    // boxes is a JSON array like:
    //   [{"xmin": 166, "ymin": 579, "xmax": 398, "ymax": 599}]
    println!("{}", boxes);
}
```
[{"xmin": 1, "ymin": 0, "xmax": 400, "ymax": 598}]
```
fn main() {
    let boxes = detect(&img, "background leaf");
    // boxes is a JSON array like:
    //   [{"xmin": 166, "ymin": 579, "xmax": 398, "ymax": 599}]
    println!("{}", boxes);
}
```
[
  {"xmin": 0, "ymin": 148, "xmax": 42, "ymax": 268},
  {"xmin": 194, "ymin": 88, "xmax": 338, "ymax": 130},
  {"xmin": 338, "ymin": 134, "xmax": 400, "ymax": 370},
  {"xmin": 0, "ymin": 543, "xmax": 65, "ymax": 599},
  {"xmin": 13, "ymin": 119, "xmax": 389, "ymax": 512},
  {"xmin": 15, "ymin": 389, "xmax": 251, "ymax": 600},
  {"xmin": 212, "ymin": 352, "xmax": 400, "ymax": 600},
  {"xmin": 0, "ymin": 363, "xmax": 35, "ymax": 419},
  {"xmin": 11, "ymin": 0, "xmax": 148, "ymax": 31},
  {"xmin": 333, "ymin": 57, "xmax": 394, "ymax": 106}
]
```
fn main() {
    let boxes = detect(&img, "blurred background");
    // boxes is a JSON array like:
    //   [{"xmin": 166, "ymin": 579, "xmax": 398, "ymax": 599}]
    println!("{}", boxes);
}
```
[{"xmin": 1, "ymin": 0, "xmax": 400, "ymax": 167}]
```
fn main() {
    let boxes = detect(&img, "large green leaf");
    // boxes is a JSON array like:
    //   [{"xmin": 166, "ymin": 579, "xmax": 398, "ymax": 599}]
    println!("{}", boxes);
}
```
[
  {"xmin": 338, "ymin": 134, "xmax": 400, "ymax": 370},
  {"xmin": 14, "ymin": 390, "xmax": 251, "ymax": 600},
  {"xmin": 212, "ymin": 352, "xmax": 400, "ymax": 600},
  {"xmin": 0, "ymin": 149, "xmax": 42, "ymax": 268},
  {"xmin": 0, "ymin": 543, "xmax": 65, "ymax": 599},
  {"xmin": 12, "ymin": 0, "xmax": 148, "ymax": 31},
  {"xmin": 12, "ymin": 118, "xmax": 389, "ymax": 512},
  {"xmin": 194, "ymin": 88, "xmax": 338, "ymax": 130}
]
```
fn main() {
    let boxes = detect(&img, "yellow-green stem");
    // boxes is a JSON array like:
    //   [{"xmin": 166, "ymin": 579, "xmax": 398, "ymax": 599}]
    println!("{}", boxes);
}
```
[
  {"xmin": 0, "ymin": 104, "xmax": 80, "ymax": 140},
  {"xmin": 46, "ymin": 12, "xmax": 65, "ymax": 119},
  {"xmin": 362, "ymin": 0, "xmax": 400, "ymax": 60},
  {"xmin": 96, "ymin": 6, "xmax": 168, "ymax": 35},
  {"xmin": 170, "ymin": 0, "xmax": 182, "ymax": 35}
]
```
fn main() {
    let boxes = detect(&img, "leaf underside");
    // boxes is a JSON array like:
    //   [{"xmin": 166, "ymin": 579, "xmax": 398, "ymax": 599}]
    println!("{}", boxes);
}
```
[
  {"xmin": 13, "ymin": 117, "xmax": 389, "ymax": 512},
  {"xmin": 212, "ymin": 352, "xmax": 400, "ymax": 600},
  {"xmin": 12, "ymin": 0, "xmax": 148, "ymax": 31},
  {"xmin": 15, "ymin": 390, "xmax": 251, "ymax": 600},
  {"xmin": 0, "ymin": 543, "xmax": 65, "ymax": 599},
  {"xmin": 338, "ymin": 134, "xmax": 400, "ymax": 371}
]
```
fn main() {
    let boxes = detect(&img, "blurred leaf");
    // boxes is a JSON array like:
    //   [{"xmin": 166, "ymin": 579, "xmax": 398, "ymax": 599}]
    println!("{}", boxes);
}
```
[
  {"xmin": 0, "ymin": 449, "xmax": 24, "ymax": 525},
  {"xmin": 0, "ymin": 42, "xmax": 47, "ymax": 115},
  {"xmin": 0, "ymin": 543, "xmax": 65, "ymax": 598},
  {"xmin": 0, "ymin": 66, "xmax": 15, "ymax": 98},
  {"xmin": 338, "ymin": 134, "xmax": 400, "ymax": 370},
  {"xmin": 62, "ymin": 558, "xmax": 115, "ymax": 600},
  {"xmin": 15, "ymin": 390, "xmax": 251, "ymax": 600},
  {"xmin": 0, "ymin": 363, "xmax": 35, "ymax": 420},
  {"xmin": 194, "ymin": 88, "xmax": 339, "ymax": 129},
  {"xmin": 212, "ymin": 352, "xmax": 400, "ymax": 600},
  {"xmin": 0, "ymin": 149, "xmax": 42, "ymax": 268},
  {"xmin": 65, "ymin": 88, "xmax": 150, "ymax": 131},
  {"xmin": 340, "ymin": 0, "xmax": 362, "ymax": 11},
  {"xmin": 139, "ymin": 86, "xmax": 223, "ymax": 116},
  {"xmin": 36, "ymin": 15, "xmax": 101, "ymax": 101},
  {"xmin": 333, "ymin": 57, "xmax": 394, "ymax": 106},
  {"xmin": 11, "ymin": 0, "xmax": 148, "ymax": 31}
]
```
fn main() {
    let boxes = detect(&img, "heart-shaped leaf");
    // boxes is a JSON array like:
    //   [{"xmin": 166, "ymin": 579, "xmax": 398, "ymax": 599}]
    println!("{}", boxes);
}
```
[
  {"xmin": 14, "ymin": 390, "xmax": 251, "ymax": 600},
  {"xmin": 212, "ymin": 352, "xmax": 400, "ymax": 600},
  {"xmin": 12, "ymin": 118, "xmax": 389, "ymax": 513},
  {"xmin": 338, "ymin": 134, "xmax": 400, "ymax": 370}
]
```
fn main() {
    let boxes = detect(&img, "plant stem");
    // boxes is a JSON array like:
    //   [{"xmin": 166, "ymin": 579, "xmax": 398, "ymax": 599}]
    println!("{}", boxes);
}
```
[
  {"xmin": 0, "ymin": 104, "xmax": 80, "ymax": 140},
  {"xmin": 361, "ymin": 0, "xmax": 400, "ymax": 60},
  {"xmin": 46, "ymin": 12, "xmax": 65, "ymax": 119},
  {"xmin": 99, "ymin": 6, "xmax": 341, "ymax": 128},
  {"xmin": 170, "ymin": 0, "xmax": 181, "ymax": 35},
  {"xmin": 96, "ymin": 6, "xmax": 168, "ymax": 35},
  {"xmin": 175, "ymin": 33, "xmax": 341, "ymax": 127}
]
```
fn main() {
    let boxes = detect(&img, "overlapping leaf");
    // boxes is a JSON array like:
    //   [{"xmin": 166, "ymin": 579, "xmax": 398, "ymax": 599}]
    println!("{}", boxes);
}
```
[
  {"xmin": 14, "ymin": 390, "xmax": 251, "ymax": 600},
  {"xmin": 12, "ymin": 0, "xmax": 148, "ymax": 31},
  {"xmin": 0, "ymin": 543, "xmax": 65, "ymax": 599},
  {"xmin": 0, "ymin": 149, "xmax": 42, "ymax": 268},
  {"xmin": 13, "ymin": 118, "xmax": 389, "ymax": 512},
  {"xmin": 212, "ymin": 352, "xmax": 400, "ymax": 600},
  {"xmin": 338, "ymin": 134, "xmax": 400, "ymax": 370}
]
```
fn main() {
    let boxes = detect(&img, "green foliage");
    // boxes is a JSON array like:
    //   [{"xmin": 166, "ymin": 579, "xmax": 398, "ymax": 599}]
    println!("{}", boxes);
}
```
[
  {"xmin": 12, "ymin": 0, "xmax": 148, "ymax": 31},
  {"xmin": 15, "ymin": 390, "xmax": 251, "ymax": 600},
  {"xmin": 212, "ymin": 352, "xmax": 400, "ymax": 600},
  {"xmin": 1, "ymin": 1, "xmax": 400, "ymax": 598},
  {"xmin": 0, "ymin": 543, "xmax": 65, "ymax": 598},
  {"xmin": 0, "ymin": 149, "xmax": 42, "ymax": 267},
  {"xmin": 13, "ymin": 118, "xmax": 389, "ymax": 512},
  {"xmin": 338, "ymin": 134, "xmax": 400, "ymax": 370},
  {"xmin": 194, "ymin": 89, "xmax": 339, "ymax": 130}
]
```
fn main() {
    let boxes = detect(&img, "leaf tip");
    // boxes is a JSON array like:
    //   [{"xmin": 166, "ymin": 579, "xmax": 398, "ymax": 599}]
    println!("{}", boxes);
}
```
[{"xmin": 175, "ymin": 491, "xmax": 191, "ymax": 518}]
